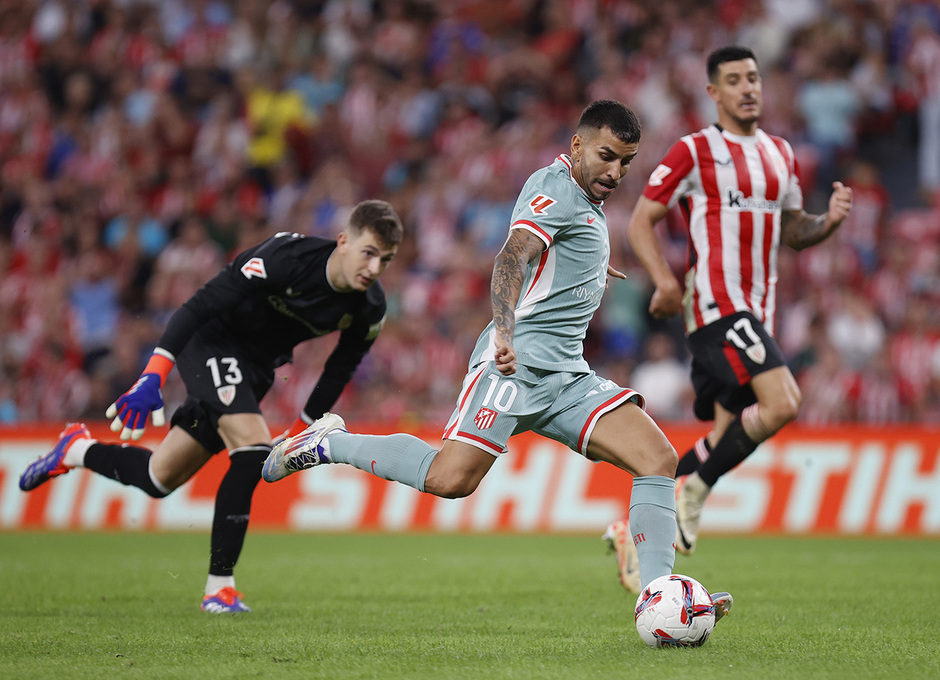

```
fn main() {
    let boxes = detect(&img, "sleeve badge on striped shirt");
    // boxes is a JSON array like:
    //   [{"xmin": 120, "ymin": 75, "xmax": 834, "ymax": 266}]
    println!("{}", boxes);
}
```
[{"xmin": 648, "ymin": 164, "xmax": 672, "ymax": 186}]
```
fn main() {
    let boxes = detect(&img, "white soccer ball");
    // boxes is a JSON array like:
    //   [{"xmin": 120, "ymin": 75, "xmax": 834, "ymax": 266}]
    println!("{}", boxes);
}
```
[{"xmin": 634, "ymin": 574, "xmax": 716, "ymax": 648}]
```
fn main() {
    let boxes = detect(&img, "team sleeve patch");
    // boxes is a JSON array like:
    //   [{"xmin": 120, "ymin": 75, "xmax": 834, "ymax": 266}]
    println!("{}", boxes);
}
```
[
  {"xmin": 528, "ymin": 194, "xmax": 556, "ymax": 215},
  {"xmin": 365, "ymin": 315, "xmax": 386, "ymax": 341},
  {"xmin": 648, "ymin": 164, "xmax": 672, "ymax": 187},
  {"xmin": 644, "ymin": 139, "xmax": 695, "ymax": 205},
  {"xmin": 240, "ymin": 257, "xmax": 268, "ymax": 280}
]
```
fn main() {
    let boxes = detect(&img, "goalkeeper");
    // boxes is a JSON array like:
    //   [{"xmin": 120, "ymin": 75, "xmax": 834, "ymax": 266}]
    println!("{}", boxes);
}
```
[{"xmin": 19, "ymin": 200, "xmax": 403, "ymax": 613}]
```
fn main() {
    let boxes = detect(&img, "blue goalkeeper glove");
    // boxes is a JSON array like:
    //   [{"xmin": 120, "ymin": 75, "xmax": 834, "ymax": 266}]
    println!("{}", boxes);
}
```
[{"xmin": 106, "ymin": 351, "xmax": 174, "ymax": 441}]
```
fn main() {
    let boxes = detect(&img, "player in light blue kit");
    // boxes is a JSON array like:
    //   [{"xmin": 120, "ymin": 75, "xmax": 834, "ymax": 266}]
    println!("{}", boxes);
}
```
[{"xmin": 262, "ymin": 100, "xmax": 732, "ymax": 618}]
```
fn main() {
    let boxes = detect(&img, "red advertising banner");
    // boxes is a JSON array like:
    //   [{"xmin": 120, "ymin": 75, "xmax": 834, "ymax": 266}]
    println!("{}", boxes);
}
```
[{"xmin": 1, "ymin": 423, "xmax": 939, "ymax": 535}]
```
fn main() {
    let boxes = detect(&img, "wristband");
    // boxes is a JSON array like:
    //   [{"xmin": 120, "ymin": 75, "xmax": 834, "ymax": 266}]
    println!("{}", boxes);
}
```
[{"xmin": 144, "ymin": 349, "xmax": 175, "ymax": 387}]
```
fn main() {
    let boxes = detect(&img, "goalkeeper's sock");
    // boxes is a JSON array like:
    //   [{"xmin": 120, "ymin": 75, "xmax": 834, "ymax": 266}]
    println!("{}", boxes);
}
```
[
  {"xmin": 209, "ymin": 445, "xmax": 268, "ymax": 577},
  {"xmin": 629, "ymin": 476, "xmax": 677, "ymax": 590},
  {"xmin": 83, "ymin": 443, "xmax": 171, "ymax": 498},
  {"xmin": 62, "ymin": 435, "xmax": 95, "ymax": 468},
  {"xmin": 205, "ymin": 574, "xmax": 235, "ymax": 596},
  {"xmin": 327, "ymin": 431, "xmax": 438, "ymax": 492}
]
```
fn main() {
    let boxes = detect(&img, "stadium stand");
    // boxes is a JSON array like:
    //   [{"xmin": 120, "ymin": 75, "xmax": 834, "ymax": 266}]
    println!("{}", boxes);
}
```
[{"xmin": 1, "ymin": 0, "xmax": 938, "ymax": 426}]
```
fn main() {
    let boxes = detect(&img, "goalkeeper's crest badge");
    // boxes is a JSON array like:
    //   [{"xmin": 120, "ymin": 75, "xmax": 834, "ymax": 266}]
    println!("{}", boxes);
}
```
[
  {"xmin": 366, "ymin": 315, "xmax": 386, "ymax": 340},
  {"xmin": 217, "ymin": 385, "xmax": 236, "ymax": 406}
]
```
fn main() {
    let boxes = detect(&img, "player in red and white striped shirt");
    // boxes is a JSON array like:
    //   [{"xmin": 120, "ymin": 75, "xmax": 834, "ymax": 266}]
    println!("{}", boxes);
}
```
[{"xmin": 621, "ymin": 46, "xmax": 853, "ymax": 565}]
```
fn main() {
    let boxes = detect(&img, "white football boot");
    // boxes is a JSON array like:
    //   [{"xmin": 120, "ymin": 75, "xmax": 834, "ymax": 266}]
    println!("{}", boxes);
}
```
[
  {"xmin": 262, "ymin": 413, "xmax": 346, "ymax": 482},
  {"xmin": 711, "ymin": 591, "xmax": 733, "ymax": 623},
  {"xmin": 676, "ymin": 472, "xmax": 710, "ymax": 555},
  {"xmin": 602, "ymin": 519, "xmax": 641, "ymax": 593}
]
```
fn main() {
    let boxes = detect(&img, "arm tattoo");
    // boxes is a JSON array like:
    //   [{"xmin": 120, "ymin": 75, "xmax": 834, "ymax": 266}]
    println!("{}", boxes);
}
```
[
  {"xmin": 491, "ymin": 229, "xmax": 545, "ymax": 340},
  {"xmin": 780, "ymin": 211, "xmax": 834, "ymax": 251}
]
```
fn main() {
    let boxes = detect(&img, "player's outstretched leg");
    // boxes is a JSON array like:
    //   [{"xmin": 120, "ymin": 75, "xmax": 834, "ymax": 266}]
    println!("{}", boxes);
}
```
[
  {"xmin": 200, "ymin": 586, "xmax": 251, "ymax": 614},
  {"xmin": 675, "ymin": 472, "xmax": 710, "ymax": 555},
  {"xmin": 602, "ymin": 519, "xmax": 641, "ymax": 593},
  {"xmin": 19, "ymin": 423, "xmax": 91, "ymax": 491},
  {"xmin": 711, "ymin": 591, "xmax": 733, "ymax": 623},
  {"xmin": 262, "ymin": 413, "xmax": 347, "ymax": 482}
]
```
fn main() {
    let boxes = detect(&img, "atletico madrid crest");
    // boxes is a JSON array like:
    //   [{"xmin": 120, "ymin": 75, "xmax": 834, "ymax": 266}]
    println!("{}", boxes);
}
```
[{"xmin": 474, "ymin": 407, "xmax": 497, "ymax": 431}]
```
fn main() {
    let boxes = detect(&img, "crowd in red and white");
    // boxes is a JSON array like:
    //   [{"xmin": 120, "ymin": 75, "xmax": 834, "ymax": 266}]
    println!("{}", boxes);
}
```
[{"xmin": 1, "ymin": 0, "xmax": 939, "ymax": 427}]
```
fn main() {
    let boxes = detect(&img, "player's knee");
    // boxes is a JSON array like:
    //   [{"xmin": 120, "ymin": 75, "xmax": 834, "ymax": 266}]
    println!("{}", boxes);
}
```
[
  {"xmin": 423, "ymin": 445, "xmax": 494, "ymax": 498},
  {"xmin": 650, "ymin": 443, "xmax": 679, "ymax": 478},
  {"xmin": 433, "ymin": 475, "xmax": 481, "ymax": 499},
  {"xmin": 782, "ymin": 389, "xmax": 802, "ymax": 423},
  {"xmin": 627, "ymin": 440, "xmax": 678, "ymax": 479},
  {"xmin": 425, "ymin": 469, "xmax": 483, "ymax": 499},
  {"xmin": 764, "ymin": 388, "xmax": 802, "ymax": 431}
]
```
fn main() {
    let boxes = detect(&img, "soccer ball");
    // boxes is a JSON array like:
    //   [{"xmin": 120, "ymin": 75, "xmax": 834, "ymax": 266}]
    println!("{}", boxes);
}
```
[{"xmin": 634, "ymin": 574, "xmax": 716, "ymax": 648}]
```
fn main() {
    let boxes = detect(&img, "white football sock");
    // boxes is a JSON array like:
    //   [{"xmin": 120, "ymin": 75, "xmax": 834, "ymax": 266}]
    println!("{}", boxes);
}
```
[
  {"xmin": 62, "ymin": 437, "xmax": 95, "ymax": 468},
  {"xmin": 205, "ymin": 574, "xmax": 236, "ymax": 596}
]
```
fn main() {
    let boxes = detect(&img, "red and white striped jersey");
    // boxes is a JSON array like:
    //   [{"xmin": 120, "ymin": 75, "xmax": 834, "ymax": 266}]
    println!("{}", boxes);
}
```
[
  {"xmin": 907, "ymin": 30, "xmax": 940, "ymax": 100},
  {"xmin": 643, "ymin": 124, "xmax": 803, "ymax": 335}
]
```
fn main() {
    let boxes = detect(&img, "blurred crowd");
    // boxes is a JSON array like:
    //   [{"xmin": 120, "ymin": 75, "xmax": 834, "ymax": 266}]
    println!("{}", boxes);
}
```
[{"xmin": 2, "ymin": 0, "xmax": 940, "ymax": 429}]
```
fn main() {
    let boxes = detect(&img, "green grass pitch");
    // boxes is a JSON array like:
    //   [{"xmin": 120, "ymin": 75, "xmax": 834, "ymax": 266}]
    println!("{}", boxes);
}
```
[{"xmin": 1, "ymin": 532, "xmax": 937, "ymax": 679}]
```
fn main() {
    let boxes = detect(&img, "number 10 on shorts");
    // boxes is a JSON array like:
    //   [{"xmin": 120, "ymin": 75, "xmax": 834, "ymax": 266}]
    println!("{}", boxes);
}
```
[{"xmin": 473, "ymin": 375, "xmax": 518, "ymax": 430}]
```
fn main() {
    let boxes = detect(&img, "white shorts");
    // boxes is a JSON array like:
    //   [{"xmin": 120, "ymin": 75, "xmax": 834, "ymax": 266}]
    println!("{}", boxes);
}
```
[{"xmin": 442, "ymin": 362, "xmax": 644, "ymax": 457}]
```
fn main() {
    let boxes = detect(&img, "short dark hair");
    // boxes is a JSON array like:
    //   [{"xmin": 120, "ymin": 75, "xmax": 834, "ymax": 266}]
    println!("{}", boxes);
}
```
[
  {"xmin": 348, "ymin": 199, "xmax": 403, "ymax": 247},
  {"xmin": 707, "ymin": 46, "xmax": 758, "ymax": 83},
  {"xmin": 577, "ymin": 100, "xmax": 641, "ymax": 145}
]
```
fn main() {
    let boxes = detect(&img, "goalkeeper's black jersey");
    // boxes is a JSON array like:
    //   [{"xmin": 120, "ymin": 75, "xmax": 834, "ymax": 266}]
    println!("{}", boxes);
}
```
[{"xmin": 156, "ymin": 231, "xmax": 387, "ymax": 416}]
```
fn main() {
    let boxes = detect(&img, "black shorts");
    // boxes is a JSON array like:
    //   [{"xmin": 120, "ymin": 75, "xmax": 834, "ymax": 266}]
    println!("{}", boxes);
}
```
[
  {"xmin": 170, "ymin": 330, "xmax": 275, "ymax": 454},
  {"xmin": 687, "ymin": 311, "xmax": 786, "ymax": 422}
]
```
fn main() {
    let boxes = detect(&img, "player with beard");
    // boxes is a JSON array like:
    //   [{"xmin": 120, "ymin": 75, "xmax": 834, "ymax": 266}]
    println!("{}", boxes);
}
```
[
  {"xmin": 604, "ymin": 46, "xmax": 853, "ymax": 592},
  {"xmin": 261, "ymin": 100, "xmax": 734, "ymax": 623}
]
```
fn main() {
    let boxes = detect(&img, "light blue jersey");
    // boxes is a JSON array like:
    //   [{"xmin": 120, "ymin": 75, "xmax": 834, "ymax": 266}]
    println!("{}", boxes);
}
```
[{"xmin": 469, "ymin": 155, "xmax": 610, "ymax": 373}]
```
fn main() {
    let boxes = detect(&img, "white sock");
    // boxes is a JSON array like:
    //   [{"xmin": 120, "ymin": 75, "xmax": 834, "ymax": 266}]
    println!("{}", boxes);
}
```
[
  {"xmin": 205, "ymin": 574, "xmax": 235, "ymax": 596},
  {"xmin": 62, "ymin": 437, "xmax": 95, "ymax": 468}
]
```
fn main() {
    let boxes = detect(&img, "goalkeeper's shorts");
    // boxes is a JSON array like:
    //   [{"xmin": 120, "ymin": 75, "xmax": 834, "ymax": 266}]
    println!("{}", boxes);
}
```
[{"xmin": 170, "ymin": 333, "xmax": 275, "ymax": 453}]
